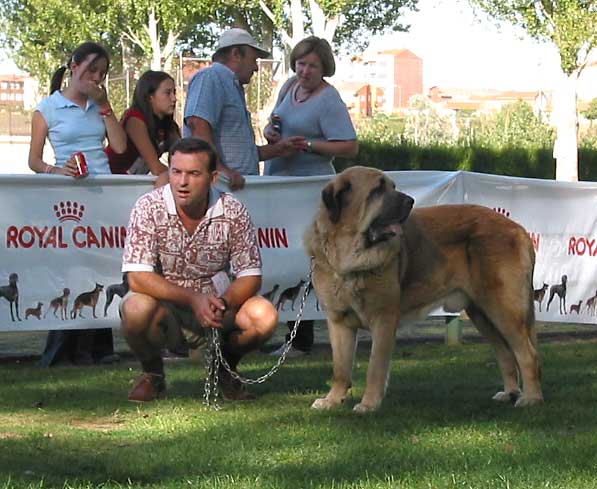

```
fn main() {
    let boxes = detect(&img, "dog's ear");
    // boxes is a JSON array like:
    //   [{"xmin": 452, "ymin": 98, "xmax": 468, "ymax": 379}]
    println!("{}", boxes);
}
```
[{"xmin": 322, "ymin": 180, "xmax": 351, "ymax": 224}]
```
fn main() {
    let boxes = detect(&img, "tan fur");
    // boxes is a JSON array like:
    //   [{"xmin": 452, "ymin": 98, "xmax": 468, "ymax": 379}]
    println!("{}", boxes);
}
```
[{"xmin": 305, "ymin": 166, "xmax": 543, "ymax": 413}]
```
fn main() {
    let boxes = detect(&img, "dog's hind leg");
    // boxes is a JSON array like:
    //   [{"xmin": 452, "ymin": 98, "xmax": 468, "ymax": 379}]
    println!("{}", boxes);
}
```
[
  {"xmin": 312, "ymin": 311, "xmax": 359, "ymax": 411},
  {"xmin": 476, "ymin": 300, "xmax": 542, "ymax": 407},
  {"xmin": 467, "ymin": 304, "xmax": 520, "ymax": 403}
]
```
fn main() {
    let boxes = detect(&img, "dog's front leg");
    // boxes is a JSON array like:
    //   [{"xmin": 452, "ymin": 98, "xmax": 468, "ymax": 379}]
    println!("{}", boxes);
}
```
[
  {"xmin": 354, "ymin": 316, "xmax": 398, "ymax": 413},
  {"xmin": 312, "ymin": 312, "xmax": 358, "ymax": 410}
]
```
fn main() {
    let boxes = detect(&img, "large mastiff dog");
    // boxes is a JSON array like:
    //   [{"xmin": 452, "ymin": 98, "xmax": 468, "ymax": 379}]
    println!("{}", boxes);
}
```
[{"xmin": 304, "ymin": 166, "xmax": 543, "ymax": 413}]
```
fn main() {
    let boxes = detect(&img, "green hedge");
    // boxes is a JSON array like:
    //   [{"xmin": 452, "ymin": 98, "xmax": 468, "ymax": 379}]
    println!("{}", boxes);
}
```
[{"xmin": 335, "ymin": 141, "xmax": 597, "ymax": 181}]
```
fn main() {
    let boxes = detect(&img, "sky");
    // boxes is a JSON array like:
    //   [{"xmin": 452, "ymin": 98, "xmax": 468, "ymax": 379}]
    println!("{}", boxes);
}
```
[
  {"xmin": 0, "ymin": 0, "xmax": 574, "ymax": 91},
  {"xmin": 365, "ymin": 0, "xmax": 565, "ymax": 91}
]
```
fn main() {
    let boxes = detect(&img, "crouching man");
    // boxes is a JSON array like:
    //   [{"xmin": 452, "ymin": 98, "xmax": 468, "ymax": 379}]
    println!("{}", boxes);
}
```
[{"xmin": 121, "ymin": 137, "xmax": 278, "ymax": 402}]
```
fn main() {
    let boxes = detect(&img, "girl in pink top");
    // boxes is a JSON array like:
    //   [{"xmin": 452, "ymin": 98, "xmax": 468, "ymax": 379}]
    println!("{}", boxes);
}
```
[{"xmin": 107, "ymin": 70, "xmax": 180, "ymax": 175}]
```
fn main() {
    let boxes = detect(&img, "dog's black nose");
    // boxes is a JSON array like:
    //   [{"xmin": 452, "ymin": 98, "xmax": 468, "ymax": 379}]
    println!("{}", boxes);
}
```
[{"xmin": 404, "ymin": 195, "xmax": 414, "ymax": 210}]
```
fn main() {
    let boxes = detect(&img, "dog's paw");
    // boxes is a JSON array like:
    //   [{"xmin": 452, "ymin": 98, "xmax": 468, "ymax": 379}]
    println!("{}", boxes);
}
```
[
  {"xmin": 353, "ymin": 401, "xmax": 380, "ymax": 414},
  {"xmin": 492, "ymin": 390, "xmax": 520, "ymax": 403},
  {"xmin": 311, "ymin": 397, "xmax": 340, "ymax": 410},
  {"xmin": 514, "ymin": 396, "xmax": 543, "ymax": 408}
]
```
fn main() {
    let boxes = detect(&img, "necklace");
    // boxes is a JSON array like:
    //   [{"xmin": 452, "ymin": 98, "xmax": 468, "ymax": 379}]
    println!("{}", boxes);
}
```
[{"xmin": 294, "ymin": 86, "xmax": 314, "ymax": 103}]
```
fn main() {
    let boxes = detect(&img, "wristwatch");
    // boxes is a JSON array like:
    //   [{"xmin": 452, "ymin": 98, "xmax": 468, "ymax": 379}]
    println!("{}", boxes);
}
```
[{"xmin": 306, "ymin": 140, "xmax": 313, "ymax": 153}]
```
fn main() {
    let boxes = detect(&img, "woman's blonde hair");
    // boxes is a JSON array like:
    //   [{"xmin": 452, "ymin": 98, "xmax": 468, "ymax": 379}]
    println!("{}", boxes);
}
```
[{"xmin": 290, "ymin": 36, "xmax": 336, "ymax": 77}]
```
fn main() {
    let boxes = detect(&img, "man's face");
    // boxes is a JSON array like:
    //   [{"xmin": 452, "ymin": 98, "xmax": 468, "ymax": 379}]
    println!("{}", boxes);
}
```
[
  {"xmin": 235, "ymin": 46, "xmax": 259, "ymax": 85},
  {"xmin": 169, "ymin": 151, "xmax": 216, "ymax": 212}
]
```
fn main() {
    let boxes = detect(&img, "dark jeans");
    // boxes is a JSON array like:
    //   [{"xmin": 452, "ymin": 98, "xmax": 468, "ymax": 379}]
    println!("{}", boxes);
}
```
[
  {"xmin": 285, "ymin": 320, "xmax": 314, "ymax": 352},
  {"xmin": 38, "ymin": 328, "xmax": 114, "ymax": 367}
]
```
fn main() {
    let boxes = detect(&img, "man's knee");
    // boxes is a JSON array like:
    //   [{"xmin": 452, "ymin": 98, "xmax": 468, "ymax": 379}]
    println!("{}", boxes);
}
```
[
  {"xmin": 121, "ymin": 293, "xmax": 160, "ymax": 333},
  {"xmin": 237, "ymin": 296, "xmax": 278, "ymax": 339}
]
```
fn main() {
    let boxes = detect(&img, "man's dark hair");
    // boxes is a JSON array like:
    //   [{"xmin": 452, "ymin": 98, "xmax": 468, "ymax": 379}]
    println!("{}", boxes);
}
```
[{"xmin": 169, "ymin": 137, "xmax": 217, "ymax": 172}]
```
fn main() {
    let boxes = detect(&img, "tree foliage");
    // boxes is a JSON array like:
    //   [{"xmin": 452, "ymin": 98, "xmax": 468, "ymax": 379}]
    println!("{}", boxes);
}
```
[
  {"xmin": 468, "ymin": 0, "xmax": 597, "ymax": 180},
  {"xmin": 472, "ymin": 100, "xmax": 554, "ymax": 149},
  {"xmin": 0, "ymin": 0, "xmax": 418, "ymax": 91},
  {"xmin": 469, "ymin": 0, "xmax": 597, "ymax": 75},
  {"xmin": 582, "ymin": 97, "xmax": 597, "ymax": 121},
  {"xmin": 403, "ymin": 95, "xmax": 456, "ymax": 146},
  {"xmin": 258, "ymin": 0, "xmax": 418, "ymax": 51},
  {"xmin": 0, "ymin": 0, "xmax": 117, "ymax": 88},
  {"xmin": 0, "ymin": 0, "xmax": 215, "ymax": 90}
]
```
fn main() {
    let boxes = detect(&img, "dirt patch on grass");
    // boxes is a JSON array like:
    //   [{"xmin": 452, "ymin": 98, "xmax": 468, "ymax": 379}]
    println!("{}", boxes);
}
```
[
  {"xmin": 0, "ymin": 432, "xmax": 25, "ymax": 440},
  {"xmin": 70, "ymin": 418, "xmax": 126, "ymax": 432}
]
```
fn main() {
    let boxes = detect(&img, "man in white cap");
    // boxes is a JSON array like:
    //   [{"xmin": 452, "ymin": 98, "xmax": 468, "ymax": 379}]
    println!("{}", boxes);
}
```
[{"xmin": 184, "ymin": 28, "xmax": 306, "ymax": 190}]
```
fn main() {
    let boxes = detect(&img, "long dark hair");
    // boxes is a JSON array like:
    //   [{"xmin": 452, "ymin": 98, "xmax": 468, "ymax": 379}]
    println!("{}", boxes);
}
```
[
  {"xmin": 50, "ymin": 42, "xmax": 110, "ymax": 94},
  {"xmin": 130, "ymin": 70, "xmax": 180, "ymax": 154}
]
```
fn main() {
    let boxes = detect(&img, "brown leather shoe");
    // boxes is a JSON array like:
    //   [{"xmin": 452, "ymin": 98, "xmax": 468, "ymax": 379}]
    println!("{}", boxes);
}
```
[
  {"xmin": 128, "ymin": 373, "xmax": 166, "ymax": 402},
  {"xmin": 219, "ymin": 368, "xmax": 255, "ymax": 401}
]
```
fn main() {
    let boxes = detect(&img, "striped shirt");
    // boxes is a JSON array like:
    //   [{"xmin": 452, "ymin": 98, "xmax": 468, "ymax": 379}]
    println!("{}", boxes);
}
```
[{"xmin": 183, "ymin": 62, "xmax": 259, "ymax": 175}]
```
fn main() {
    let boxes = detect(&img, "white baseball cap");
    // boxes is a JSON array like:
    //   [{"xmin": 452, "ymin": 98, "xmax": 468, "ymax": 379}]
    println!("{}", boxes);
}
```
[{"xmin": 214, "ymin": 28, "xmax": 270, "ymax": 58}]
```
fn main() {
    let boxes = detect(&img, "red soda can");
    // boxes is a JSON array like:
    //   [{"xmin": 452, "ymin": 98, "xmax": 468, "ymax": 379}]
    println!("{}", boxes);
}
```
[{"xmin": 73, "ymin": 152, "xmax": 89, "ymax": 176}]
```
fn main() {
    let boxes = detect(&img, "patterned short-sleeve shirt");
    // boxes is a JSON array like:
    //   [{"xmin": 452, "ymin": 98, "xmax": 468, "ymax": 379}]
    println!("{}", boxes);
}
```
[{"xmin": 122, "ymin": 184, "xmax": 261, "ymax": 294}]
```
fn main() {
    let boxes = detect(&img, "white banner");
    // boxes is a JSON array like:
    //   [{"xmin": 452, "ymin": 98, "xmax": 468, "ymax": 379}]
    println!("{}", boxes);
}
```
[{"xmin": 0, "ymin": 171, "xmax": 596, "ymax": 332}]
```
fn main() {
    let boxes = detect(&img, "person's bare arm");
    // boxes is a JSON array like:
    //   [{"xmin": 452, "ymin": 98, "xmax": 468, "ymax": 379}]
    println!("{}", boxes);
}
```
[
  {"xmin": 257, "ymin": 136, "xmax": 307, "ymax": 161},
  {"xmin": 186, "ymin": 115, "xmax": 245, "ymax": 190},
  {"xmin": 304, "ymin": 139, "xmax": 359, "ymax": 159},
  {"xmin": 83, "ymin": 82, "xmax": 127, "ymax": 154},
  {"xmin": 125, "ymin": 117, "xmax": 168, "ymax": 175},
  {"xmin": 28, "ymin": 111, "xmax": 78, "ymax": 176}
]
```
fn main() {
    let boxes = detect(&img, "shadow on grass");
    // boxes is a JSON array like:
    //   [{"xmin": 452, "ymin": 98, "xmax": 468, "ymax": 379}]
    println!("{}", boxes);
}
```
[{"xmin": 1, "ymin": 341, "xmax": 597, "ymax": 487}]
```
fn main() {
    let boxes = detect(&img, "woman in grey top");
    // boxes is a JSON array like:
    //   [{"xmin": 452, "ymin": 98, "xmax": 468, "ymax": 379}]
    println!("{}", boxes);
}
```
[
  {"xmin": 265, "ymin": 36, "xmax": 358, "ymax": 356},
  {"xmin": 264, "ymin": 36, "xmax": 358, "ymax": 176}
]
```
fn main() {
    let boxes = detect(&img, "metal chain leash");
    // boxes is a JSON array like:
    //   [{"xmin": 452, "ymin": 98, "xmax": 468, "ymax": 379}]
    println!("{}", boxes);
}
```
[
  {"xmin": 203, "ymin": 328, "xmax": 222, "ymax": 410},
  {"xmin": 203, "ymin": 260, "xmax": 314, "ymax": 409}
]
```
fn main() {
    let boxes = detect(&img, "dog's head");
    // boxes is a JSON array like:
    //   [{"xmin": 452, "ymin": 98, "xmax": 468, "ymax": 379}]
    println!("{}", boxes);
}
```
[
  {"xmin": 8, "ymin": 273, "xmax": 18, "ymax": 285},
  {"xmin": 320, "ymin": 166, "xmax": 414, "ymax": 247}
]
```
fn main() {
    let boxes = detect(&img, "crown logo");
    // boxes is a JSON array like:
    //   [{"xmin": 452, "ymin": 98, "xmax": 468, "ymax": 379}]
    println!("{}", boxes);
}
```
[{"xmin": 54, "ymin": 201, "xmax": 85, "ymax": 223}]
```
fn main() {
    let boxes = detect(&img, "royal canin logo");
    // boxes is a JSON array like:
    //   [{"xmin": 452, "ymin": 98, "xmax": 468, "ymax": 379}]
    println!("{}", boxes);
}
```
[
  {"xmin": 54, "ymin": 201, "xmax": 85, "ymax": 223},
  {"xmin": 5, "ymin": 201, "xmax": 127, "ymax": 250}
]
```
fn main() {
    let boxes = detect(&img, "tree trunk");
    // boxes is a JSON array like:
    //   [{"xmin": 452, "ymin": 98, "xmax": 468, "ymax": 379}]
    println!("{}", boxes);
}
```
[
  {"xmin": 552, "ymin": 72, "xmax": 579, "ymax": 181},
  {"xmin": 147, "ymin": 7, "xmax": 162, "ymax": 71},
  {"xmin": 308, "ymin": 0, "xmax": 338, "ymax": 45},
  {"xmin": 290, "ymin": 0, "xmax": 305, "ymax": 43}
]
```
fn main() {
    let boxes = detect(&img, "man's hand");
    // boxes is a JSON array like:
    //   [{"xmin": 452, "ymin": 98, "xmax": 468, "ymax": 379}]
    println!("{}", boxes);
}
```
[
  {"xmin": 273, "ymin": 136, "xmax": 307, "ymax": 158},
  {"xmin": 222, "ymin": 168, "xmax": 245, "ymax": 191},
  {"xmin": 263, "ymin": 124, "xmax": 281, "ymax": 144},
  {"xmin": 189, "ymin": 292, "xmax": 227, "ymax": 328}
]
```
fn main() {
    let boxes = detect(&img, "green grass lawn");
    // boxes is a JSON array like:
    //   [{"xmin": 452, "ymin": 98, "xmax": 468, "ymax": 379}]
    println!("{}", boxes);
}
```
[{"xmin": 2, "ymin": 339, "xmax": 597, "ymax": 489}]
